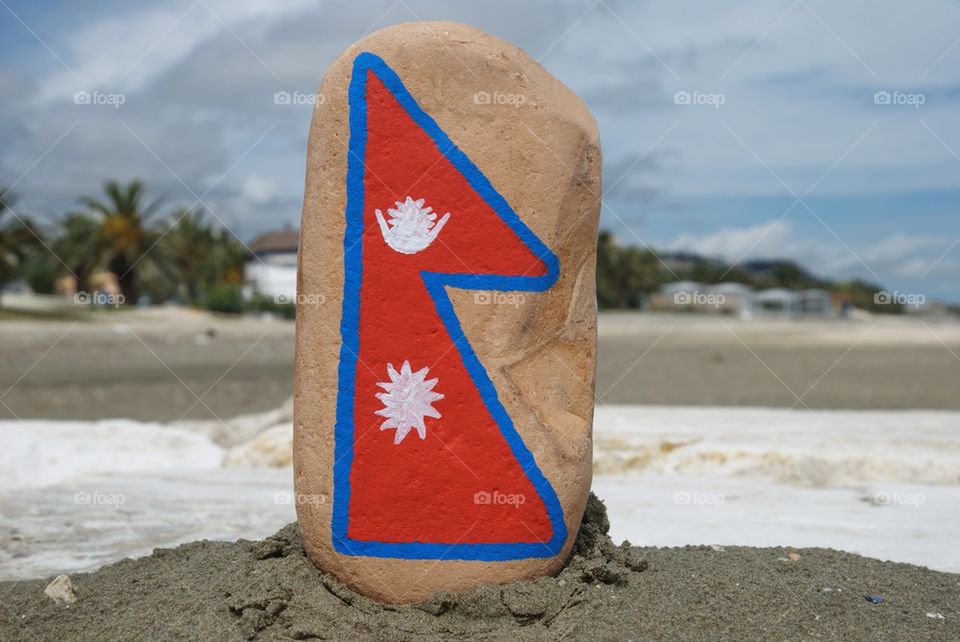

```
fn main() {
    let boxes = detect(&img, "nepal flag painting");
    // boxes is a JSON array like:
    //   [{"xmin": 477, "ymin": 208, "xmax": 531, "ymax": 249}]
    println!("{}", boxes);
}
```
[{"xmin": 332, "ymin": 52, "xmax": 566, "ymax": 561}]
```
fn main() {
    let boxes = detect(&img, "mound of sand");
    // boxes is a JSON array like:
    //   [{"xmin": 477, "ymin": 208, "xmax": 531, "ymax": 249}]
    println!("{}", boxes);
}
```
[{"xmin": 2, "ymin": 495, "xmax": 957, "ymax": 641}]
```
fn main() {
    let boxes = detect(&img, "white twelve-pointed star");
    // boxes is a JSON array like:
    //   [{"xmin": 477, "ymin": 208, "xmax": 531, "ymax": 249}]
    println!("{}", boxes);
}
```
[{"xmin": 374, "ymin": 361, "xmax": 444, "ymax": 445}]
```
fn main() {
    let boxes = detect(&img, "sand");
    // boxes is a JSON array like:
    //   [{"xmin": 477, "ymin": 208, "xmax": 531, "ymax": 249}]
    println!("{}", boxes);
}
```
[
  {"xmin": 4, "ymin": 311, "xmax": 959, "ymax": 639},
  {"xmin": 0, "ymin": 308, "xmax": 295, "ymax": 421},
  {"xmin": 1, "ymin": 495, "xmax": 957, "ymax": 641},
  {"xmin": 596, "ymin": 313, "xmax": 960, "ymax": 409},
  {"xmin": 3, "ymin": 311, "xmax": 960, "ymax": 422}
]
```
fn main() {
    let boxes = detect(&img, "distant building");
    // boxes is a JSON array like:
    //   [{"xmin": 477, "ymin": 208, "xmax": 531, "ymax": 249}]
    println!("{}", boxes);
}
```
[
  {"xmin": 651, "ymin": 281, "xmax": 753, "ymax": 316},
  {"xmin": 652, "ymin": 282, "xmax": 836, "ymax": 317},
  {"xmin": 659, "ymin": 280, "xmax": 704, "ymax": 298},
  {"xmin": 753, "ymin": 288, "xmax": 801, "ymax": 315},
  {"xmin": 799, "ymin": 289, "xmax": 832, "ymax": 315},
  {"xmin": 245, "ymin": 229, "xmax": 298, "ymax": 301},
  {"xmin": 709, "ymin": 282, "xmax": 754, "ymax": 316}
]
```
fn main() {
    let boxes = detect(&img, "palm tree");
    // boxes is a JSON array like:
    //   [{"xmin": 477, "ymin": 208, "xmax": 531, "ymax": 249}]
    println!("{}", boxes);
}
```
[
  {"xmin": 80, "ymin": 180, "xmax": 163, "ymax": 303},
  {"xmin": 162, "ymin": 208, "xmax": 216, "ymax": 302},
  {"xmin": 0, "ymin": 189, "xmax": 44, "ymax": 302},
  {"xmin": 158, "ymin": 208, "xmax": 249, "ymax": 304},
  {"xmin": 596, "ymin": 232, "xmax": 664, "ymax": 309},
  {"xmin": 53, "ymin": 212, "xmax": 102, "ymax": 293}
]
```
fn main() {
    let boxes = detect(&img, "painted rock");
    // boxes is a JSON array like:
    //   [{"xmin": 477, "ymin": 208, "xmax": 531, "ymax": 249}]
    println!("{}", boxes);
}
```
[{"xmin": 294, "ymin": 22, "xmax": 600, "ymax": 603}]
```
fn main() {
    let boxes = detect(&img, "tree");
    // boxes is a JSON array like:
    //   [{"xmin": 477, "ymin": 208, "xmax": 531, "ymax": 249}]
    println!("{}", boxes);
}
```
[
  {"xmin": 596, "ymin": 231, "xmax": 669, "ymax": 309},
  {"xmin": 161, "ymin": 208, "xmax": 216, "ymax": 302},
  {"xmin": 0, "ymin": 189, "xmax": 45, "ymax": 301},
  {"xmin": 53, "ymin": 212, "xmax": 101, "ymax": 293},
  {"xmin": 155, "ymin": 208, "xmax": 248, "ymax": 305},
  {"xmin": 80, "ymin": 180, "xmax": 163, "ymax": 303}
]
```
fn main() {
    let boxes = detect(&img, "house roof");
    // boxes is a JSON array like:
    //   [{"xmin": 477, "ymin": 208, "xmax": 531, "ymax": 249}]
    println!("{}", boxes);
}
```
[
  {"xmin": 249, "ymin": 229, "xmax": 299, "ymax": 255},
  {"xmin": 660, "ymin": 280, "xmax": 704, "ymax": 294},
  {"xmin": 755, "ymin": 288, "xmax": 799, "ymax": 301},
  {"xmin": 709, "ymin": 282, "xmax": 753, "ymax": 294}
]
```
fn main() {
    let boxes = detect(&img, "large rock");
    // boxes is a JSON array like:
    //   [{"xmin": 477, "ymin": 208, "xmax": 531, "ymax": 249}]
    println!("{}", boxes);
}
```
[{"xmin": 294, "ymin": 22, "xmax": 600, "ymax": 603}]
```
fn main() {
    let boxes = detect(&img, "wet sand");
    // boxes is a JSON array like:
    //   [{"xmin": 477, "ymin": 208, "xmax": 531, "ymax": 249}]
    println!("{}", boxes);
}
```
[
  {"xmin": 0, "ymin": 308, "xmax": 295, "ymax": 421},
  {"xmin": 1, "ymin": 496, "xmax": 956, "ymax": 642},
  {"xmin": 596, "ymin": 313, "xmax": 960, "ymax": 409},
  {"xmin": 2, "ymin": 310, "xmax": 958, "ymax": 421}
]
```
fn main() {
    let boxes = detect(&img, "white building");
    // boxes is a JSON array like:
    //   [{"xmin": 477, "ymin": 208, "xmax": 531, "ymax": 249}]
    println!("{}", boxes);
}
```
[
  {"xmin": 800, "ymin": 289, "xmax": 833, "ymax": 315},
  {"xmin": 708, "ymin": 282, "xmax": 754, "ymax": 317},
  {"xmin": 753, "ymin": 288, "xmax": 802, "ymax": 315},
  {"xmin": 655, "ymin": 282, "xmax": 835, "ymax": 318},
  {"xmin": 655, "ymin": 281, "xmax": 754, "ymax": 316},
  {"xmin": 245, "ymin": 229, "xmax": 298, "ymax": 301}
]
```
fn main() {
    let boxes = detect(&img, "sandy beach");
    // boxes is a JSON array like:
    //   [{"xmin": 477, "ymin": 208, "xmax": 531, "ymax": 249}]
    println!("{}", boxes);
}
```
[
  {"xmin": 2, "ymin": 310, "xmax": 959, "ymax": 640},
  {"xmin": 3, "ymin": 310, "xmax": 959, "ymax": 422}
]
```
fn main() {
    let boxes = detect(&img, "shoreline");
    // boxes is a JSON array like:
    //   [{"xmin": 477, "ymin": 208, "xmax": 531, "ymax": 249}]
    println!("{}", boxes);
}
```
[{"xmin": 4, "ymin": 404, "xmax": 959, "ymax": 581}]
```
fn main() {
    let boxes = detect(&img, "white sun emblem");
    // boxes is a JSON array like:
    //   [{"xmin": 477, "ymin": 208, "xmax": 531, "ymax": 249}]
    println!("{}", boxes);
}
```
[
  {"xmin": 375, "ymin": 196, "xmax": 450, "ymax": 254},
  {"xmin": 374, "ymin": 361, "xmax": 444, "ymax": 445}
]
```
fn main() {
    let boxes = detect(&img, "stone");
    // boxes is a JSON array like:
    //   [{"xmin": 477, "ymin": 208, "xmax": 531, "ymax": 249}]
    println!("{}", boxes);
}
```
[
  {"xmin": 44, "ymin": 574, "xmax": 77, "ymax": 605},
  {"xmin": 294, "ymin": 21, "xmax": 600, "ymax": 603}
]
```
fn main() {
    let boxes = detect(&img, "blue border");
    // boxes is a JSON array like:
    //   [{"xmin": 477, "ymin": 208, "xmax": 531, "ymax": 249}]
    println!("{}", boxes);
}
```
[{"xmin": 332, "ymin": 52, "xmax": 565, "ymax": 561}]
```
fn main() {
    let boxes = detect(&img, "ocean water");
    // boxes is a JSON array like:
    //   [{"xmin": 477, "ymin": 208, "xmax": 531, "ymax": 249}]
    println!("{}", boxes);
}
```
[{"xmin": 2, "ymin": 405, "xmax": 958, "ymax": 580}]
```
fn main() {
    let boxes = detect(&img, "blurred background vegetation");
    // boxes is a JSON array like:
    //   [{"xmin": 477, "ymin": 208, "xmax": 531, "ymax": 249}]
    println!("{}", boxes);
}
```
[
  {"xmin": 0, "ymin": 180, "xmax": 292, "ymax": 318},
  {"xmin": 0, "ymin": 180, "xmax": 944, "ymax": 317},
  {"xmin": 596, "ymin": 230, "xmax": 912, "ymax": 313}
]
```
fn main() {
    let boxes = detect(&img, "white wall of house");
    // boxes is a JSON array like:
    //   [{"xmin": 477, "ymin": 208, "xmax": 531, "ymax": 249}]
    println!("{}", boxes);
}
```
[{"xmin": 245, "ymin": 253, "xmax": 297, "ymax": 301}]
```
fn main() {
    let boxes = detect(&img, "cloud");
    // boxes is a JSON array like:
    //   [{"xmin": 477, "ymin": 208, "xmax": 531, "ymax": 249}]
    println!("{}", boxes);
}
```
[
  {"xmin": 33, "ymin": 0, "xmax": 319, "ymax": 102},
  {"xmin": 665, "ymin": 219, "xmax": 793, "ymax": 261},
  {"xmin": 1, "ymin": 0, "xmax": 958, "ymax": 299},
  {"xmin": 7, "ymin": 0, "xmax": 960, "ymax": 206},
  {"xmin": 662, "ymin": 218, "xmax": 958, "ymax": 294}
]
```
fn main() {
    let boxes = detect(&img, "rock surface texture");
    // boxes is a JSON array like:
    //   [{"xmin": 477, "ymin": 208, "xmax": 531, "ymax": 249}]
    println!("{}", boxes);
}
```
[{"xmin": 294, "ymin": 21, "xmax": 600, "ymax": 603}]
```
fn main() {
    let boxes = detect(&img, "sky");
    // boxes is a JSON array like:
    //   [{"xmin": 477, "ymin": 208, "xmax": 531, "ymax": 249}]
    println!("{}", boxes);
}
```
[{"xmin": 1, "ymin": 0, "xmax": 958, "ymax": 302}]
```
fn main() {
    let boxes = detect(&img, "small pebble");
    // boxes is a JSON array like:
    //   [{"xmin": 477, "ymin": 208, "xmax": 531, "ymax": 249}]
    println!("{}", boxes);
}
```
[
  {"xmin": 865, "ymin": 595, "xmax": 884, "ymax": 604},
  {"xmin": 926, "ymin": 612, "xmax": 944, "ymax": 619},
  {"xmin": 44, "ymin": 574, "xmax": 77, "ymax": 605}
]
